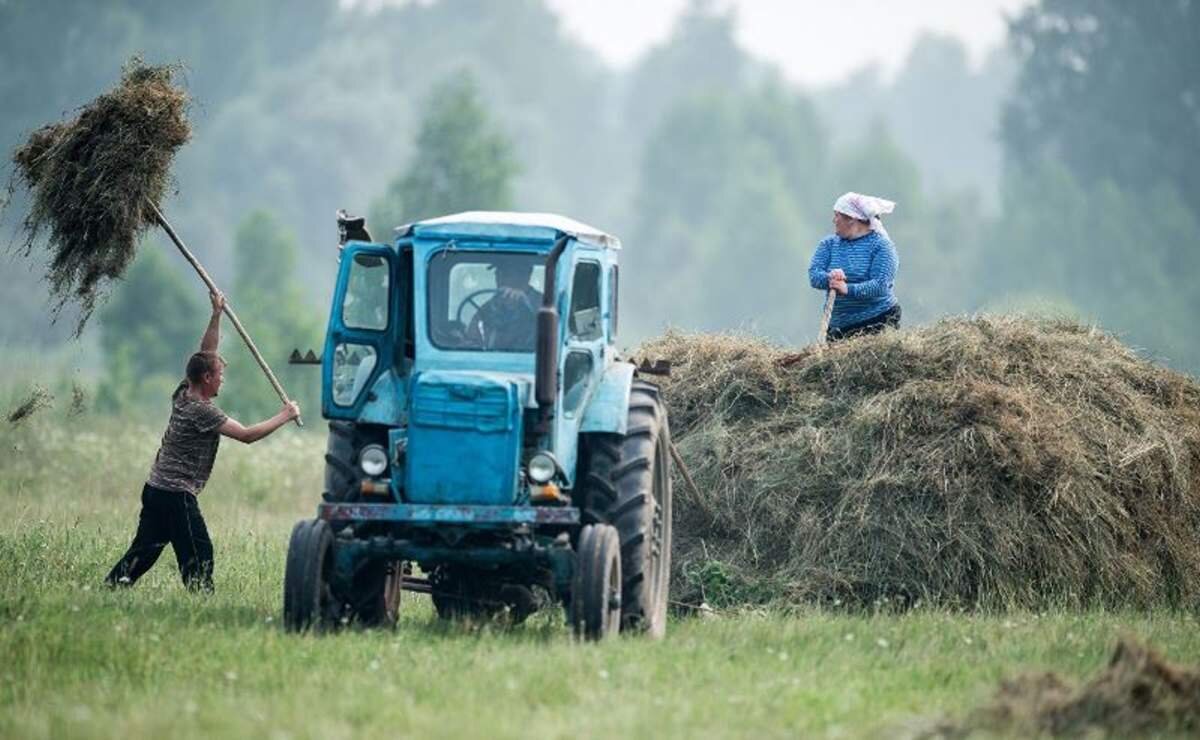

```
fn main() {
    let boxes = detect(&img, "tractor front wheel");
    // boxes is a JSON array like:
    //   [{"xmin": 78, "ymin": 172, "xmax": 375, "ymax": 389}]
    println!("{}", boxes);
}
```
[
  {"xmin": 283, "ymin": 519, "xmax": 337, "ymax": 632},
  {"xmin": 569, "ymin": 523, "xmax": 622, "ymax": 640},
  {"xmin": 577, "ymin": 380, "xmax": 673, "ymax": 637}
]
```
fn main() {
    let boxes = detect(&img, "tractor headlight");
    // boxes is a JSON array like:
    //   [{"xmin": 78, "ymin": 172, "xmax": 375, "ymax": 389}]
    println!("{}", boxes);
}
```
[
  {"xmin": 358, "ymin": 445, "xmax": 388, "ymax": 477},
  {"xmin": 527, "ymin": 452, "xmax": 558, "ymax": 484}
]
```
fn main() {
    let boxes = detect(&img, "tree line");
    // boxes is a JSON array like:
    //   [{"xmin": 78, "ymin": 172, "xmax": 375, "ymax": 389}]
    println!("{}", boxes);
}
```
[{"xmin": 2, "ymin": 0, "xmax": 1196, "ymax": 420}]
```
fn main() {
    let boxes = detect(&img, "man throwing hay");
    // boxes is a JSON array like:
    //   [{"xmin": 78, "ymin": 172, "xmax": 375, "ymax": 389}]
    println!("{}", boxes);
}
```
[{"xmin": 105, "ymin": 291, "xmax": 300, "ymax": 591}]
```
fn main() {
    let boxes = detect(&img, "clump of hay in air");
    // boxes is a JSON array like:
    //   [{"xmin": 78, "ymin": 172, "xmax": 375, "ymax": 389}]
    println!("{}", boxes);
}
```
[
  {"xmin": 648, "ymin": 316, "xmax": 1200, "ymax": 609},
  {"xmin": 8, "ymin": 58, "xmax": 190, "ymax": 334},
  {"xmin": 7, "ymin": 386, "xmax": 54, "ymax": 425},
  {"xmin": 930, "ymin": 638, "xmax": 1200, "ymax": 737}
]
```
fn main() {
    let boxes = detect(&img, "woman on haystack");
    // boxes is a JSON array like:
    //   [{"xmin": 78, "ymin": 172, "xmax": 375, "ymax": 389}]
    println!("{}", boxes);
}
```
[{"xmin": 808, "ymin": 192, "xmax": 901, "ymax": 341}]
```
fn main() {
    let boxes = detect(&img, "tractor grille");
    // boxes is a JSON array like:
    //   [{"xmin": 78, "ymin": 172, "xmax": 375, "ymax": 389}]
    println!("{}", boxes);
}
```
[
  {"xmin": 411, "ymin": 382, "xmax": 513, "ymax": 433},
  {"xmin": 405, "ymin": 372, "xmax": 522, "ymax": 505}
]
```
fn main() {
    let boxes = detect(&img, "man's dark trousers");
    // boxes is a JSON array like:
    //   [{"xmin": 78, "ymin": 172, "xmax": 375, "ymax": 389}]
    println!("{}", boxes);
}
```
[{"xmin": 106, "ymin": 483, "xmax": 214, "ymax": 591}]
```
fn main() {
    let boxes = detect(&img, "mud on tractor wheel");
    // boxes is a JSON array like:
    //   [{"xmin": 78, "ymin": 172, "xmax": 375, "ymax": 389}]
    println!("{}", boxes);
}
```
[{"xmin": 576, "ymin": 380, "xmax": 673, "ymax": 637}]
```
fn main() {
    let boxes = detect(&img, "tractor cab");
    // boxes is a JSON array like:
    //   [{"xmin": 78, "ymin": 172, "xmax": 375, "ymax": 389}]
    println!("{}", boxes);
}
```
[{"xmin": 284, "ymin": 212, "xmax": 672, "ymax": 639}]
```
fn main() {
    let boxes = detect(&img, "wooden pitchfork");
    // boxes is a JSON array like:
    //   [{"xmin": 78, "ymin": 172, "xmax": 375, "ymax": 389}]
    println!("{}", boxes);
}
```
[
  {"xmin": 148, "ymin": 201, "xmax": 303, "ymax": 427},
  {"xmin": 816, "ymin": 287, "xmax": 836, "ymax": 348}
]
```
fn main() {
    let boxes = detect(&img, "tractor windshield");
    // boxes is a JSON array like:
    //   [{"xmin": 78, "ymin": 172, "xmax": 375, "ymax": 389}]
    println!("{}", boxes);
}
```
[{"xmin": 427, "ymin": 250, "xmax": 545, "ymax": 352}]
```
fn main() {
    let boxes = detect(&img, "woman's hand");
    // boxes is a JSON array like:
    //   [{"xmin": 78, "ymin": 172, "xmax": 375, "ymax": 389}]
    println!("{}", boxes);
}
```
[
  {"xmin": 209, "ymin": 290, "xmax": 225, "ymax": 315},
  {"xmin": 829, "ymin": 268, "xmax": 846, "ymax": 281},
  {"xmin": 830, "ymin": 277, "xmax": 849, "ymax": 296}
]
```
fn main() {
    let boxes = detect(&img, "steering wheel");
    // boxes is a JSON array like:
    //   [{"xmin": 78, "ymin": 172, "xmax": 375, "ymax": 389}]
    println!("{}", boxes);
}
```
[{"xmin": 456, "ymin": 288, "xmax": 537, "ymax": 349}]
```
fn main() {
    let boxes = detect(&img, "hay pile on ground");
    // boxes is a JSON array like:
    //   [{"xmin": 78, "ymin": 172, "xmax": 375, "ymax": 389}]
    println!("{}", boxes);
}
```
[
  {"xmin": 7, "ymin": 386, "xmax": 54, "ymax": 425},
  {"xmin": 647, "ymin": 316, "xmax": 1200, "ymax": 609},
  {"xmin": 933, "ymin": 639, "xmax": 1200, "ymax": 737},
  {"xmin": 8, "ymin": 59, "xmax": 189, "ymax": 333}
]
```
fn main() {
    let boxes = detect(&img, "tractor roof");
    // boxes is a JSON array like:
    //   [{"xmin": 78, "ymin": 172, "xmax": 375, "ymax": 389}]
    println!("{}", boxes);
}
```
[{"xmin": 398, "ymin": 211, "xmax": 621, "ymax": 250}]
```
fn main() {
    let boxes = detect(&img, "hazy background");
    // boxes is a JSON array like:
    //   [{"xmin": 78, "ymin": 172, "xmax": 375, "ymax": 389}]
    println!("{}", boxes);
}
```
[{"xmin": 2, "ymin": 0, "xmax": 1196, "ymax": 421}]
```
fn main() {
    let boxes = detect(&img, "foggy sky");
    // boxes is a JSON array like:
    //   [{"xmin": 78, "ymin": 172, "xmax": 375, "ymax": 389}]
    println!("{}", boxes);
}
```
[{"xmin": 545, "ymin": 0, "xmax": 1034, "ymax": 85}]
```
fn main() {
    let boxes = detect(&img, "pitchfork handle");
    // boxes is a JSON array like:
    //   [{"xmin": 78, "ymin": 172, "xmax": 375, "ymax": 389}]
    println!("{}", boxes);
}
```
[
  {"xmin": 148, "ymin": 201, "xmax": 304, "ymax": 427},
  {"xmin": 817, "ymin": 287, "xmax": 836, "ymax": 346}
]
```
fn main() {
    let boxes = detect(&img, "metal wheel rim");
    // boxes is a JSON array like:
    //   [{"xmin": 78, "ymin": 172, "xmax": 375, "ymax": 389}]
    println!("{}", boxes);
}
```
[{"xmin": 605, "ymin": 542, "xmax": 622, "ymax": 632}]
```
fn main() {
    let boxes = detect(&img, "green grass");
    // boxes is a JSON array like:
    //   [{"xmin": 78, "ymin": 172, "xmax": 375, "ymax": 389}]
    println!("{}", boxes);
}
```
[{"xmin": 3, "ymin": 414, "xmax": 1199, "ymax": 738}]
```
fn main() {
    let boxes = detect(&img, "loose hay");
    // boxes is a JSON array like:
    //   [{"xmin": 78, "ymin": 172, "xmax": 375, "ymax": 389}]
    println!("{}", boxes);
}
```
[
  {"xmin": 7, "ymin": 386, "xmax": 54, "ymax": 425},
  {"xmin": 69, "ymin": 382, "xmax": 88, "ymax": 416},
  {"xmin": 648, "ymin": 316, "xmax": 1200, "ymax": 609},
  {"xmin": 8, "ymin": 58, "xmax": 190, "ymax": 334},
  {"xmin": 932, "ymin": 638, "xmax": 1200, "ymax": 737}
]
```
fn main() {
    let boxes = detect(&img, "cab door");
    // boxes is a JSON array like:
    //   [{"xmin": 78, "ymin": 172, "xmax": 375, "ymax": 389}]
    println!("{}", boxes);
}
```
[
  {"xmin": 323, "ymin": 243, "xmax": 397, "ymax": 419},
  {"xmin": 553, "ymin": 254, "xmax": 607, "ymax": 485}
]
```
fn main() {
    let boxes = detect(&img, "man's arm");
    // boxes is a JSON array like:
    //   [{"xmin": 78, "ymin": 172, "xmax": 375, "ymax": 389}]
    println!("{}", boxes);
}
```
[
  {"xmin": 219, "ymin": 401, "xmax": 301, "ymax": 444},
  {"xmin": 200, "ymin": 291, "xmax": 224, "ymax": 352}
]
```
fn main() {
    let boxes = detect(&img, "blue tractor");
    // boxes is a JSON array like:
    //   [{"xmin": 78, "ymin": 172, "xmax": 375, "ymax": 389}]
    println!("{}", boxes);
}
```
[{"xmin": 283, "ymin": 211, "xmax": 673, "ymax": 639}]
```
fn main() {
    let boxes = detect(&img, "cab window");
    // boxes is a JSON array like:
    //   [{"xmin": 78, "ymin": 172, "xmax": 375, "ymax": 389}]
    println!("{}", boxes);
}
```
[
  {"xmin": 342, "ymin": 253, "xmax": 389, "ymax": 330},
  {"xmin": 427, "ymin": 250, "xmax": 545, "ymax": 352},
  {"xmin": 568, "ymin": 261, "xmax": 602, "ymax": 342},
  {"xmin": 608, "ymin": 265, "xmax": 619, "ymax": 340}
]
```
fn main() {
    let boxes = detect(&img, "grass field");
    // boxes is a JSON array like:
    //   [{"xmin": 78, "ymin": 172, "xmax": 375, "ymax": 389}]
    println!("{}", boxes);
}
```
[{"xmin": 2, "ymin": 413, "xmax": 1198, "ymax": 738}]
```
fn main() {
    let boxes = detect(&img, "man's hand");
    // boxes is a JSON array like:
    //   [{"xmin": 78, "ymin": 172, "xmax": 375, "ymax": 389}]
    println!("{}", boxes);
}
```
[
  {"xmin": 829, "ymin": 269, "xmax": 846, "ymax": 282},
  {"xmin": 221, "ymin": 400, "xmax": 301, "ymax": 443},
  {"xmin": 495, "ymin": 288, "xmax": 536, "ymax": 313},
  {"xmin": 201, "ymin": 291, "xmax": 225, "ymax": 352},
  {"xmin": 830, "ymin": 277, "xmax": 849, "ymax": 296}
]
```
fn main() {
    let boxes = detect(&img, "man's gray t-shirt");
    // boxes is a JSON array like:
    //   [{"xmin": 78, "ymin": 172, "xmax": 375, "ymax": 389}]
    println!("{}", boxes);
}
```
[{"xmin": 147, "ymin": 383, "xmax": 228, "ymax": 495}]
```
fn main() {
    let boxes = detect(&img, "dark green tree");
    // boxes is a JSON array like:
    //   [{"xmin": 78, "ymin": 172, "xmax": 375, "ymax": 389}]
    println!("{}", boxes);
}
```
[
  {"xmin": 1003, "ymin": 0, "xmax": 1200, "ymax": 219},
  {"xmin": 626, "ymin": 84, "xmax": 827, "ymax": 342},
  {"xmin": 220, "ymin": 210, "xmax": 322, "ymax": 421},
  {"xmin": 623, "ymin": 0, "xmax": 748, "ymax": 140},
  {"xmin": 95, "ymin": 247, "xmax": 205, "ymax": 412},
  {"xmin": 977, "ymin": 161, "xmax": 1200, "ymax": 372},
  {"xmin": 369, "ymin": 73, "xmax": 518, "ymax": 231},
  {"xmin": 818, "ymin": 34, "xmax": 1015, "ymax": 201}
]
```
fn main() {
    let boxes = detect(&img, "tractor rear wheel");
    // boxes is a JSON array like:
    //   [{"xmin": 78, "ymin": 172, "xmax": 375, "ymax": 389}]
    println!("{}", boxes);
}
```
[
  {"xmin": 283, "ymin": 518, "xmax": 337, "ymax": 632},
  {"xmin": 569, "ymin": 523, "xmax": 622, "ymax": 640},
  {"xmin": 577, "ymin": 381, "xmax": 673, "ymax": 637}
]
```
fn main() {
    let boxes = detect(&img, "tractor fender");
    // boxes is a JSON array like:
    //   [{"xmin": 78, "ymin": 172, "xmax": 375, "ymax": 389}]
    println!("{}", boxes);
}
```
[{"xmin": 580, "ymin": 362, "xmax": 634, "ymax": 435}]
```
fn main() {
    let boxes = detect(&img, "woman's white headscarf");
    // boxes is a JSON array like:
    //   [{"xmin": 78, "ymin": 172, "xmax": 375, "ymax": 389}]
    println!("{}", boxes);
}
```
[{"xmin": 834, "ymin": 192, "xmax": 896, "ymax": 240}]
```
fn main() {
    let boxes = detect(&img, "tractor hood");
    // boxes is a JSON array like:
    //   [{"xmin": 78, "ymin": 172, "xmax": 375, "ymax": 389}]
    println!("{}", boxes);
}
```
[{"xmin": 404, "ymin": 369, "xmax": 533, "ymax": 506}]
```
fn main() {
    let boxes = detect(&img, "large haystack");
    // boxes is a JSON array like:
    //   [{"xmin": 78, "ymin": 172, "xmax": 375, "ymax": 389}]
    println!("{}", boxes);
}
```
[
  {"xmin": 8, "ymin": 59, "xmax": 190, "ymax": 333},
  {"xmin": 647, "ymin": 316, "xmax": 1200, "ymax": 609}
]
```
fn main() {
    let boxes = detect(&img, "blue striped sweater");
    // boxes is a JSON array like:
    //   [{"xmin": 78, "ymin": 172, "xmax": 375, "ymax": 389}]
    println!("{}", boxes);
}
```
[{"xmin": 807, "ymin": 231, "xmax": 899, "ymax": 329}]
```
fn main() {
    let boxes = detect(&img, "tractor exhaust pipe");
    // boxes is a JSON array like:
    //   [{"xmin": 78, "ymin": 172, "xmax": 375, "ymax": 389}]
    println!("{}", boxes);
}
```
[{"xmin": 535, "ymin": 236, "xmax": 570, "ymax": 411}]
